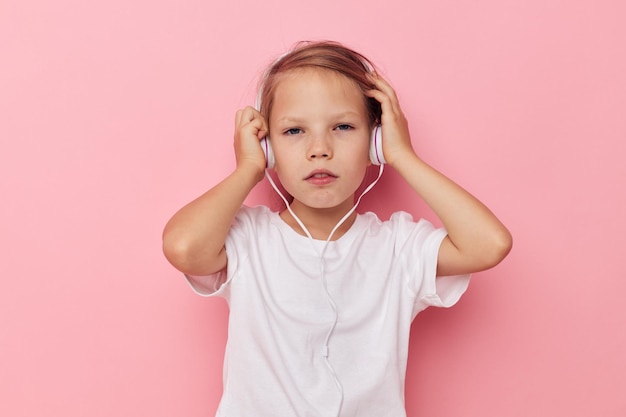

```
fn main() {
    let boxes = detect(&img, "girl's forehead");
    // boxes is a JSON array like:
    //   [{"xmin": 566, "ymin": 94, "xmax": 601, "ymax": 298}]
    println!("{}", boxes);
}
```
[
  {"xmin": 267, "ymin": 68, "xmax": 370, "ymax": 126},
  {"xmin": 271, "ymin": 72, "xmax": 367, "ymax": 120},
  {"xmin": 274, "ymin": 67, "xmax": 361, "ymax": 95}
]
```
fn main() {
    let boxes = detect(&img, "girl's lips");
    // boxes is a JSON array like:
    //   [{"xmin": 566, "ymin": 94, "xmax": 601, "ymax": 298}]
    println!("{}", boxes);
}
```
[{"xmin": 305, "ymin": 169, "xmax": 337, "ymax": 185}]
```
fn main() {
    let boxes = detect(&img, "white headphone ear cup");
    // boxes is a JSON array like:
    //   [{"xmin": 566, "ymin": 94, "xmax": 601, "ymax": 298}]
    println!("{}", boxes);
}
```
[
  {"xmin": 260, "ymin": 137, "xmax": 275, "ymax": 168},
  {"xmin": 369, "ymin": 125, "xmax": 385, "ymax": 165}
]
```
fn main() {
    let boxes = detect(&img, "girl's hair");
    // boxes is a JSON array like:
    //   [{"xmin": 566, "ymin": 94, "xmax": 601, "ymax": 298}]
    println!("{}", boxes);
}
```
[{"xmin": 257, "ymin": 41, "xmax": 382, "ymax": 127}]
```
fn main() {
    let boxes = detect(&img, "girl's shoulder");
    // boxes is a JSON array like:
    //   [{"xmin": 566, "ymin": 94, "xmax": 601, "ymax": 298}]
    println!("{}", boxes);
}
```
[
  {"xmin": 237, "ymin": 204, "xmax": 273, "ymax": 217},
  {"xmin": 356, "ymin": 210, "xmax": 440, "ymax": 244},
  {"xmin": 359, "ymin": 210, "xmax": 428, "ymax": 228},
  {"xmin": 228, "ymin": 205, "xmax": 276, "ymax": 235}
]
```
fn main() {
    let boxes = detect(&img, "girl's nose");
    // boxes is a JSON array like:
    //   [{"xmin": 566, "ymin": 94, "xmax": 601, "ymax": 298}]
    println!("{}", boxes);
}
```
[{"xmin": 307, "ymin": 133, "xmax": 332, "ymax": 160}]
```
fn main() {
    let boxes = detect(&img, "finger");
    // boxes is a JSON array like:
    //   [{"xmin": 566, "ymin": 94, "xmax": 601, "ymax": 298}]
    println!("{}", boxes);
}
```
[
  {"xmin": 235, "ymin": 109, "xmax": 243, "ymax": 128},
  {"xmin": 257, "ymin": 120, "xmax": 269, "ymax": 140},
  {"xmin": 365, "ymin": 88, "xmax": 398, "ymax": 121},
  {"xmin": 246, "ymin": 115, "xmax": 270, "ymax": 141},
  {"xmin": 368, "ymin": 73, "xmax": 397, "ymax": 97},
  {"xmin": 241, "ymin": 106, "xmax": 256, "ymax": 124},
  {"xmin": 367, "ymin": 74, "xmax": 401, "ymax": 113}
]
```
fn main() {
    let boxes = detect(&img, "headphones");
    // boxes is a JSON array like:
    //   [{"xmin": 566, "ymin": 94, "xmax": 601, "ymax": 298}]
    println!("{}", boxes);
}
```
[
  {"xmin": 256, "ymin": 47, "xmax": 386, "ymax": 169},
  {"xmin": 259, "ymin": 125, "xmax": 385, "ymax": 168}
]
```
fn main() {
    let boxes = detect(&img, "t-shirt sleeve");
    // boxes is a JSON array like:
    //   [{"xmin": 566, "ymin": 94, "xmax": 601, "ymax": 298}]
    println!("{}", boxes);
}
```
[
  {"xmin": 390, "ymin": 212, "xmax": 471, "ymax": 317},
  {"xmin": 182, "ymin": 205, "xmax": 259, "ymax": 297},
  {"xmin": 412, "ymin": 226, "xmax": 471, "ymax": 315},
  {"xmin": 184, "ymin": 271, "xmax": 228, "ymax": 297}
]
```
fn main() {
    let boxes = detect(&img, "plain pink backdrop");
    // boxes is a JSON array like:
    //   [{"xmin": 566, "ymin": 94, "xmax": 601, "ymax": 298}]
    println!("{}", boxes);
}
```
[{"xmin": 1, "ymin": 0, "xmax": 624, "ymax": 416}]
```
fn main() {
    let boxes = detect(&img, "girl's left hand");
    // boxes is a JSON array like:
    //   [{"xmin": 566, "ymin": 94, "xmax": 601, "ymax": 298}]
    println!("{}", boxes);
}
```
[{"xmin": 365, "ymin": 74, "xmax": 416, "ymax": 167}]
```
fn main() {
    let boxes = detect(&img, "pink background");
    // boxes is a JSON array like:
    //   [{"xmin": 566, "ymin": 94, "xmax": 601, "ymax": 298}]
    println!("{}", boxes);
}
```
[{"xmin": 1, "ymin": 0, "xmax": 624, "ymax": 415}]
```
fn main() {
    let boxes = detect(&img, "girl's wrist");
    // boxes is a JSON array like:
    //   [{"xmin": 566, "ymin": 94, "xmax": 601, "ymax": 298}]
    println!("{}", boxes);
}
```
[
  {"xmin": 385, "ymin": 144, "xmax": 420, "ymax": 169},
  {"xmin": 233, "ymin": 161, "xmax": 265, "ymax": 185},
  {"xmin": 389, "ymin": 149, "xmax": 427, "ymax": 177}
]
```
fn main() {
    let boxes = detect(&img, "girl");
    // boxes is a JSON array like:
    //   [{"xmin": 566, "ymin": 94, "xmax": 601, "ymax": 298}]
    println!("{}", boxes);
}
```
[{"xmin": 163, "ymin": 41, "xmax": 512, "ymax": 417}]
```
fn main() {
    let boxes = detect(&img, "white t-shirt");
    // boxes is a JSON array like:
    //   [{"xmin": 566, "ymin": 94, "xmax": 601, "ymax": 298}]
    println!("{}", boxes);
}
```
[{"xmin": 186, "ymin": 205, "xmax": 470, "ymax": 417}]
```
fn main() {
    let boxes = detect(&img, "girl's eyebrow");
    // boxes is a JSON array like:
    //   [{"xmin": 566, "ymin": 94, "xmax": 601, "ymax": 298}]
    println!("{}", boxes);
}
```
[
  {"xmin": 276, "ymin": 111, "xmax": 362, "ymax": 124},
  {"xmin": 331, "ymin": 111, "xmax": 362, "ymax": 119},
  {"xmin": 275, "ymin": 116, "xmax": 304, "ymax": 125}
]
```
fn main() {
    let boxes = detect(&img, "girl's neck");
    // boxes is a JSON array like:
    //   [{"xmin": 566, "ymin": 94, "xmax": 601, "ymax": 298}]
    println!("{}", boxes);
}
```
[{"xmin": 280, "ymin": 200, "xmax": 357, "ymax": 241}]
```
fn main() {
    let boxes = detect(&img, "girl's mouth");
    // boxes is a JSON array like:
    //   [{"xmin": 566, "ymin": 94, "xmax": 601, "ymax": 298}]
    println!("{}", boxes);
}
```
[{"xmin": 305, "ymin": 169, "xmax": 338, "ymax": 185}]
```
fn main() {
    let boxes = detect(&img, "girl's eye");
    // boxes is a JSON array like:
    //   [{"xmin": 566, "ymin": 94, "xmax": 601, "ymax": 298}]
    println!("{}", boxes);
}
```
[
  {"xmin": 284, "ymin": 128, "xmax": 302, "ymax": 135},
  {"xmin": 335, "ymin": 124, "xmax": 353, "ymax": 131}
]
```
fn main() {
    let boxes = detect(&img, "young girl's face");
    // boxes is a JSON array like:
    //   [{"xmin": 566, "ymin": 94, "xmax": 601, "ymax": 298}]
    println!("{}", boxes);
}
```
[{"xmin": 268, "ymin": 68, "xmax": 371, "ymax": 213}]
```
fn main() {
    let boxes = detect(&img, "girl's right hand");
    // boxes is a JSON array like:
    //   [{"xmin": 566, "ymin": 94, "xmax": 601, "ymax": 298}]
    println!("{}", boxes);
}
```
[
  {"xmin": 234, "ymin": 106, "xmax": 268, "ymax": 180},
  {"xmin": 163, "ymin": 106, "xmax": 269, "ymax": 276},
  {"xmin": 365, "ymin": 74, "xmax": 415, "ymax": 168}
]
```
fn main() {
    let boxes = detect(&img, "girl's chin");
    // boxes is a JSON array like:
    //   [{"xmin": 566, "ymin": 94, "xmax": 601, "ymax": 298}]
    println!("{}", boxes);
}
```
[{"xmin": 289, "ymin": 196, "xmax": 356, "ymax": 212}]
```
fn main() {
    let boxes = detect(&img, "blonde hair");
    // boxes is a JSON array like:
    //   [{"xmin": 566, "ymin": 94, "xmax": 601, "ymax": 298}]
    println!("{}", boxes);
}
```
[{"xmin": 257, "ymin": 41, "xmax": 382, "ymax": 127}]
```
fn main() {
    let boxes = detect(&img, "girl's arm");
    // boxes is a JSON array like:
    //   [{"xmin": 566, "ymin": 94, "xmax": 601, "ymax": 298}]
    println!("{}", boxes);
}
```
[
  {"xmin": 162, "ymin": 107, "xmax": 268, "ymax": 276},
  {"xmin": 366, "ymin": 75, "xmax": 512, "ymax": 276}
]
